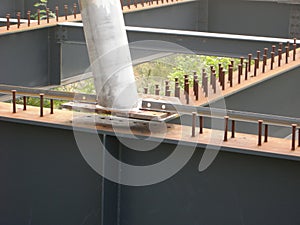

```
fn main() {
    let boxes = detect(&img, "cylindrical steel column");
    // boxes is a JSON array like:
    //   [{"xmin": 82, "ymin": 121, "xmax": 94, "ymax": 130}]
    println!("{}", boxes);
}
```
[{"xmin": 79, "ymin": 0, "xmax": 139, "ymax": 110}]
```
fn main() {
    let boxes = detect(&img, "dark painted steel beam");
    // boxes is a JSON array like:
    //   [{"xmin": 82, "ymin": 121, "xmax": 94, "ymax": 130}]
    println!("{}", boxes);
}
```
[{"xmin": 60, "ymin": 22, "xmax": 299, "ymax": 58}]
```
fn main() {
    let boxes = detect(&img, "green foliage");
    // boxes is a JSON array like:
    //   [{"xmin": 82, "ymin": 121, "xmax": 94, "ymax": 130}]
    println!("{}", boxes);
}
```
[
  {"xmin": 31, "ymin": 0, "xmax": 55, "ymax": 20},
  {"xmin": 16, "ymin": 97, "xmax": 66, "ymax": 109},
  {"xmin": 134, "ymin": 54, "xmax": 240, "ymax": 91}
]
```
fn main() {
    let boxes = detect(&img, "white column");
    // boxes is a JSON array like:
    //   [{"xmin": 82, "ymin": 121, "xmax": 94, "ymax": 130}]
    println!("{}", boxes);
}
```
[{"xmin": 79, "ymin": 0, "xmax": 139, "ymax": 110}]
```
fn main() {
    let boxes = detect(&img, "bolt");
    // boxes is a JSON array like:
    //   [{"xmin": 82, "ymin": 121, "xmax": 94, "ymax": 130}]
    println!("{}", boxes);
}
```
[
  {"xmin": 166, "ymin": 90, "xmax": 171, "ymax": 97},
  {"xmin": 56, "ymin": 6, "xmax": 59, "ymax": 22},
  {"xmin": 202, "ymin": 72, "xmax": 208, "ymax": 97},
  {"xmin": 278, "ymin": 49, "xmax": 282, "ymax": 67},
  {"xmin": 258, "ymin": 120, "xmax": 263, "ymax": 146},
  {"xmin": 244, "ymin": 62, "xmax": 248, "ymax": 80},
  {"xmin": 175, "ymin": 82, "xmax": 180, "ymax": 98},
  {"xmin": 248, "ymin": 54, "xmax": 252, "ymax": 72},
  {"xmin": 199, "ymin": 116, "xmax": 203, "ymax": 134},
  {"xmin": 257, "ymin": 51, "xmax": 261, "ymax": 68},
  {"xmin": 40, "ymin": 94, "xmax": 44, "ymax": 117},
  {"xmin": 210, "ymin": 66, "xmax": 214, "ymax": 85},
  {"xmin": 254, "ymin": 58, "xmax": 258, "ymax": 76},
  {"xmin": 212, "ymin": 72, "xmax": 217, "ymax": 94},
  {"xmin": 6, "ymin": 14, "xmax": 10, "ymax": 30},
  {"xmin": 221, "ymin": 71, "xmax": 225, "ymax": 91},
  {"xmin": 294, "ymin": 38, "xmax": 297, "ymax": 45},
  {"xmin": 262, "ymin": 55, "xmax": 267, "ymax": 73},
  {"xmin": 238, "ymin": 64, "xmax": 242, "ymax": 84},
  {"xmin": 285, "ymin": 46, "xmax": 289, "ymax": 64},
  {"xmin": 271, "ymin": 52, "xmax": 275, "ymax": 70},
  {"xmin": 127, "ymin": 0, "xmax": 131, "ymax": 8},
  {"xmin": 195, "ymin": 79, "xmax": 199, "ymax": 101},
  {"xmin": 231, "ymin": 120, "xmax": 235, "ymax": 138},
  {"xmin": 144, "ymin": 87, "xmax": 148, "ymax": 94},
  {"xmin": 229, "ymin": 65, "xmax": 233, "ymax": 87},
  {"xmin": 46, "ymin": 8, "xmax": 50, "ymax": 23},
  {"xmin": 264, "ymin": 48, "xmax": 268, "ymax": 57},
  {"xmin": 155, "ymin": 85, "xmax": 160, "ymax": 96},
  {"xmin": 74, "ymin": 3, "xmax": 77, "ymax": 18},
  {"xmin": 27, "ymin": 11, "xmax": 31, "ymax": 27},
  {"xmin": 240, "ymin": 57, "xmax": 244, "ymax": 68},
  {"xmin": 50, "ymin": 99, "xmax": 54, "ymax": 114},
  {"xmin": 272, "ymin": 45, "xmax": 276, "ymax": 53},
  {"xmin": 12, "ymin": 90, "xmax": 16, "ymax": 114},
  {"xmin": 292, "ymin": 124, "xmax": 297, "ymax": 151},
  {"xmin": 293, "ymin": 43, "xmax": 297, "ymax": 61},
  {"xmin": 264, "ymin": 124, "xmax": 268, "ymax": 143},
  {"xmin": 23, "ymin": 96, "xmax": 27, "ymax": 111},
  {"xmin": 185, "ymin": 80, "xmax": 190, "ymax": 104},
  {"xmin": 37, "ymin": 9, "xmax": 40, "ymax": 25},
  {"xmin": 224, "ymin": 116, "xmax": 229, "ymax": 142},
  {"xmin": 192, "ymin": 112, "xmax": 197, "ymax": 137},
  {"xmin": 17, "ymin": 12, "xmax": 21, "ymax": 28},
  {"xmin": 279, "ymin": 42, "xmax": 283, "ymax": 50},
  {"xmin": 64, "ymin": 5, "xmax": 68, "ymax": 20},
  {"xmin": 230, "ymin": 60, "xmax": 234, "ymax": 67},
  {"xmin": 298, "ymin": 128, "xmax": 300, "ymax": 147}
]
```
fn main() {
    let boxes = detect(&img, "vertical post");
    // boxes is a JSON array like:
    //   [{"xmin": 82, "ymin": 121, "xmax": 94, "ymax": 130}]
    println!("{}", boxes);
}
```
[
  {"xmin": 292, "ymin": 124, "xmax": 297, "ymax": 151},
  {"xmin": 224, "ymin": 116, "xmax": 229, "ymax": 142},
  {"xmin": 258, "ymin": 120, "xmax": 263, "ymax": 146},
  {"xmin": 192, "ymin": 112, "xmax": 197, "ymax": 137},
  {"xmin": 40, "ymin": 93, "xmax": 44, "ymax": 117},
  {"xmin": 12, "ymin": 90, "xmax": 16, "ymax": 114}
]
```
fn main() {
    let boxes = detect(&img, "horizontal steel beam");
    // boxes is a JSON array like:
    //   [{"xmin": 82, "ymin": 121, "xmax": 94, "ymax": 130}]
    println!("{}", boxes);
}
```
[
  {"xmin": 1, "ymin": 84, "xmax": 300, "ymax": 128},
  {"xmin": 60, "ymin": 22, "xmax": 299, "ymax": 58}
]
